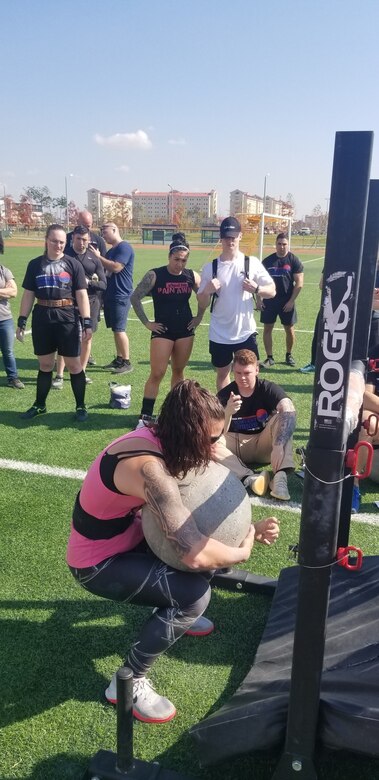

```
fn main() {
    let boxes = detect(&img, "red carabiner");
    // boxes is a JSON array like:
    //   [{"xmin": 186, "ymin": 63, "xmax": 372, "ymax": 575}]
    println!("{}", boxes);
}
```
[
  {"xmin": 345, "ymin": 441, "xmax": 373, "ymax": 478},
  {"xmin": 362, "ymin": 413, "xmax": 379, "ymax": 437},
  {"xmin": 337, "ymin": 546, "xmax": 363, "ymax": 570}
]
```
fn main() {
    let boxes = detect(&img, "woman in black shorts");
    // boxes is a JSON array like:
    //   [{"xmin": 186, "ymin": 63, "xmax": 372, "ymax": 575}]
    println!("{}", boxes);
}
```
[
  {"xmin": 16, "ymin": 224, "xmax": 92, "ymax": 422},
  {"xmin": 131, "ymin": 233, "xmax": 205, "ymax": 424}
]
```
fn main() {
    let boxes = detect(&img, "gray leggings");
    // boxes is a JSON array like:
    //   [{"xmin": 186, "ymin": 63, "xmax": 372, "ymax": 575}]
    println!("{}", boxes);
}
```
[{"xmin": 69, "ymin": 542, "xmax": 212, "ymax": 677}]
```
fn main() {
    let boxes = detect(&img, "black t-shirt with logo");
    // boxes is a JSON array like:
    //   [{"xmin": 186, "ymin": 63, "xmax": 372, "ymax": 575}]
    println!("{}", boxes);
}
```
[
  {"xmin": 22, "ymin": 254, "xmax": 87, "ymax": 301},
  {"xmin": 262, "ymin": 252, "xmax": 303, "ymax": 299},
  {"xmin": 217, "ymin": 377, "xmax": 287, "ymax": 434}
]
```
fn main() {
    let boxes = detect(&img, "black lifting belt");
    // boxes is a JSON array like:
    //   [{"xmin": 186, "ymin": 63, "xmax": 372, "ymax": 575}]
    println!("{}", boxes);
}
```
[{"xmin": 72, "ymin": 492, "xmax": 137, "ymax": 540}]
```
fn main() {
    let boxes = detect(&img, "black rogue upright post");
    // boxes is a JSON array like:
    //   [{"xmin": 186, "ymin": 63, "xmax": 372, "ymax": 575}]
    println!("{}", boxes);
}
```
[{"xmin": 272, "ymin": 131, "xmax": 373, "ymax": 780}]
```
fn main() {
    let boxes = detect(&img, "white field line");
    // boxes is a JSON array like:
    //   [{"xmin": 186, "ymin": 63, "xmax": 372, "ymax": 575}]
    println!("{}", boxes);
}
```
[
  {"xmin": 0, "ymin": 457, "xmax": 377, "ymax": 527},
  {"xmin": 249, "ymin": 494, "xmax": 379, "ymax": 527},
  {"xmin": 301, "ymin": 255, "xmax": 325, "ymax": 265},
  {"xmin": 0, "ymin": 458, "xmax": 86, "ymax": 480}
]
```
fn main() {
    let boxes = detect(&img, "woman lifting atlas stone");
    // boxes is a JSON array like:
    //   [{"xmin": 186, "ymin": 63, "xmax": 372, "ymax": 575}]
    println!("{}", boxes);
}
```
[{"xmin": 66, "ymin": 380, "xmax": 279, "ymax": 723}]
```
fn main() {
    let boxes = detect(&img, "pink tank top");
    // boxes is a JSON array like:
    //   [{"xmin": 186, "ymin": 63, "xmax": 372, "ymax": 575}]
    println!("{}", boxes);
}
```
[{"xmin": 66, "ymin": 428, "xmax": 162, "ymax": 568}]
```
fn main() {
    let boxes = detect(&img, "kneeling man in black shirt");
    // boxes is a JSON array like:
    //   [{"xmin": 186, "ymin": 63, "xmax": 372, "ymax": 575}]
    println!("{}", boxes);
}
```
[{"xmin": 214, "ymin": 349, "xmax": 296, "ymax": 500}]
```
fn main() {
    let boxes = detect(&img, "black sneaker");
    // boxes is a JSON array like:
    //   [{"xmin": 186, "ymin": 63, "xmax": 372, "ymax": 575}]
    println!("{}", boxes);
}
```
[
  {"xmin": 261, "ymin": 357, "xmax": 275, "ymax": 368},
  {"xmin": 103, "ymin": 357, "xmax": 121, "ymax": 369},
  {"xmin": 286, "ymin": 353, "xmax": 295, "ymax": 367},
  {"xmin": 111, "ymin": 359, "xmax": 133, "ymax": 374},
  {"xmin": 21, "ymin": 405, "xmax": 46, "ymax": 419},
  {"xmin": 75, "ymin": 406, "xmax": 88, "ymax": 422},
  {"xmin": 87, "ymin": 354, "xmax": 96, "ymax": 366}
]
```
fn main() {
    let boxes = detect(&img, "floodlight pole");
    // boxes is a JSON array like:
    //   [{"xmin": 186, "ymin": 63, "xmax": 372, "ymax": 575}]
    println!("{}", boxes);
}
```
[
  {"xmin": 258, "ymin": 173, "xmax": 270, "ymax": 260},
  {"xmin": 263, "ymin": 172, "xmax": 270, "ymax": 213},
  {"xmin": 65, "ymin": 176, "xmax": 69, "ymax": 231},
  {"xmin": 272, "ymin": 131, "xmax": 373, "ymax": 780},
  {"xmin": 168, "ymin": 183, "xmax": 174, "ymax": 224},
  {"xmin": 2, "ymin": 184, "xmax": 7, "ymax": 230}
]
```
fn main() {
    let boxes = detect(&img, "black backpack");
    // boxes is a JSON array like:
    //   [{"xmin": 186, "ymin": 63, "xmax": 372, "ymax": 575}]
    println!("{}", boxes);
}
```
[{"xmin": 210, "ymin": 255, "xmax": 250, "ymax": 312}]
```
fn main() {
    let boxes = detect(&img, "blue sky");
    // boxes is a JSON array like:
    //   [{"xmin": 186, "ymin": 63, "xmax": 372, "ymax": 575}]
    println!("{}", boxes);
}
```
[{"xmin": 1, "ymin": 0, "xmax": 379, "ymax": 219}]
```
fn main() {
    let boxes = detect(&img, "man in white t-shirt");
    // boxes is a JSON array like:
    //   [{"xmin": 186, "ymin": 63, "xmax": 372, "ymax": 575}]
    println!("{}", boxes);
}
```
[{"xmin": 197, "ymin": 217, "xmax": 275, "ymax": 390}]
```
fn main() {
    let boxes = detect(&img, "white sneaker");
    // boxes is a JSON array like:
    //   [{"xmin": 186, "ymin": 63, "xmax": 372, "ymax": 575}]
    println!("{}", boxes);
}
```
[
  {"xmin": 243, "ymin": 471, "xmax": 270, "ymax": 497},
  {"xmin": 270, "ymin": 471, "xmax": 290, "ymax": 501},
  {"xmin": 105, "ymin": 672, "xmax": 176, "ymax": 723},
  {"xmin": 51, "ymin": 375, "xmax": 63, "ymax": 390},
  {"xmin": 185, "ymin": 615, "xmax": 214, "ymax": 636},
  {"xmin": 135, "ymin": 414, "xmax": 155, "ymax": 430}
]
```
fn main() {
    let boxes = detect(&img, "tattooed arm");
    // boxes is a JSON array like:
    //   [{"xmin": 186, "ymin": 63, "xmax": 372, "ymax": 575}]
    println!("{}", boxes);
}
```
[
  {"xmin": 271, "ymin": 397, "xmax": 296, "ymax": 473},
  {"xmin": 141, "ymin": 459, "xmax": 255, "ymax": 570},
  {"xmin": 131, "ymin": 270, "xmax": 167, "ymax": 334}
]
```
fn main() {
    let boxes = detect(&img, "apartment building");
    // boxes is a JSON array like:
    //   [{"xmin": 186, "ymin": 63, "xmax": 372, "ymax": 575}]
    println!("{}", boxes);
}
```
[
  {"xmin": 87, "ymin": 189, "xmax": 132, "ymax": 224},
  {"xmin": 229, "ymin": 190, "xmax": 263, "ymax": 218},
  {"xmin": 132, "ymin": 189, "xmax": 218, "ymax": 224},
  {"xmin": 230, "ymin": 190, "xmax": 293, "ymax": 219},
  {"xmin": 131, "ymin": 191, "xmax": 170, "ymax": 223}
]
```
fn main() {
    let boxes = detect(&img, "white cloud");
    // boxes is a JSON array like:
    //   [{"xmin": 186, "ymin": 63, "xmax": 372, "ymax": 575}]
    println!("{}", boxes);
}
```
[
  {"xmin": 168, "ymin": 138, "xmax": 186, "ymax": 146},
  {"xmin": 94, "ymin": 130, "xmax": 152, "ymax": 150},
  {"xmin": 116, "ymin": 165, "xmax": 130, "ymax": 173}
]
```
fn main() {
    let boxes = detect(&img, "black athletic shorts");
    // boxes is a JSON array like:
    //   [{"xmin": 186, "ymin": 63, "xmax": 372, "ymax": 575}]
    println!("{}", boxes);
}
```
[
  {"xmin": 31, "ymin": 305, "xmax": 81, "ymax": 357},
  {"xmin": 260, "ymin": 299, "xmax": 297, "ymax": 327},
  {"xmin": 151, "ymin": 325, "xmax": 195, "ymax": 341},
  {"xmin": 209, "ymin": 333, "xmax": 259, "ymax": 368}
]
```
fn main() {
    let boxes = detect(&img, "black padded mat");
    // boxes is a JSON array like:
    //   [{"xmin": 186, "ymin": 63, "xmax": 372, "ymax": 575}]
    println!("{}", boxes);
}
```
[{"xmin": 190, "ymin": 556, "xmax": 379, "ymax": 766}]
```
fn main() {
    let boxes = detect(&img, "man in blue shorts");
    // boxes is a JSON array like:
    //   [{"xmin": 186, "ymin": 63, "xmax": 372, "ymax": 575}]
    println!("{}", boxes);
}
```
[
  {"xmin": 260, "ymin": 233, "xmax": 304, "ymax": 368},
  {"xmin": 93, "ymin": 222, "xmax": 134, "ymax": 374}
]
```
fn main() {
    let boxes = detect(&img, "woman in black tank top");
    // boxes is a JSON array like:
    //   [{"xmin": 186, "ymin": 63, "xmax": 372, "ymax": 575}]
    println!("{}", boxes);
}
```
[{"xmin": 131, "ymin": 232, "xmax": 205, "ymax": 423}]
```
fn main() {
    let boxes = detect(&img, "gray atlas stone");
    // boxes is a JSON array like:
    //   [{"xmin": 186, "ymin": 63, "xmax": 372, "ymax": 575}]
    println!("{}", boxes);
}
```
[{"xmin": 141, "ymin": 460, "xmax": 251, "ymax": 571}]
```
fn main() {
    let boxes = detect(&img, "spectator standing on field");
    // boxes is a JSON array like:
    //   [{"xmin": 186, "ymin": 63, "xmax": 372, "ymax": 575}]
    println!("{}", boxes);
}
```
[
  {"xmin": 131, "ymin": 232, "xmax": 205, "ymax": 426},
  {"xmin": 260, "ymin": 233, "xmax": 304, "ymax": 368},
  {"xmin": 0, "ymin": 231, "xmax": 4, "ymax": 255},
  {"xmin": 0, "ymin": 263, "xmax": 24, "ymax": 389},
  {"xmin": 91, "ymin": 222, "xmax": 134, "ymax": 374},
  {"xmin": 65, "ymin": 209, "xmax": 106, "ymax": 256},
  {"xmin": 52, "ymin": 225, "xmax": 107, "ymax": 389},
  {"xmin": 197, "ymin": 217, "xmax": 275, "ymax": 391},
  {"xmin": 65, "ymin": 210, "xmax": 106, "ymax": 367},
  {"xmin": 213, "ymin": 349, "xmax": 296, "ymax": 501},
  {"xmin": 16, "ymin": 224, "xmax": 92, "ymax": 422}
]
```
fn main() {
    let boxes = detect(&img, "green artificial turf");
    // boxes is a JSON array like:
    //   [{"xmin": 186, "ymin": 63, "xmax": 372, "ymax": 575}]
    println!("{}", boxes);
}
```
[{"xmin": 1, "ymin": 241, "xmax": 378, "ymax": 779}]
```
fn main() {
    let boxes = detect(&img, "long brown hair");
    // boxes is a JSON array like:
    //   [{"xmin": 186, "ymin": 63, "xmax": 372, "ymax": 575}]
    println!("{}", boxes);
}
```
[{"xmin": 154, "ymin": 379, "xmax": 225, "ymax": 477}]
